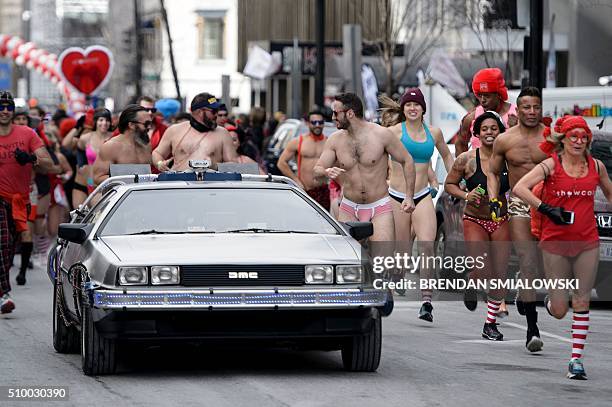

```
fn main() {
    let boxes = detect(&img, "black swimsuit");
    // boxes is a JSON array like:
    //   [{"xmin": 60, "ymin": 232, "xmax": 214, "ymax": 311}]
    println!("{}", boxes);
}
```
[{"xmin": 465, "ymin": 149, "xmax": 510, "ymax": 194}]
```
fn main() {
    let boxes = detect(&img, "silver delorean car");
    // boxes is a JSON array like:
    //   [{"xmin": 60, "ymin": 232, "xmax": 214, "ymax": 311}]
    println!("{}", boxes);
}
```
[{"xmin": 49, "ymin": 165, "xmax": 387, "ymax": 376}]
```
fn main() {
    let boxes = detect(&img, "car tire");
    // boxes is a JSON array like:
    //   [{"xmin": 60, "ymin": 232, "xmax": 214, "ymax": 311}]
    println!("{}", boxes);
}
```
[
  {"xmin": 434, "ymin": 223, "xmax": 453, "ymax": 280},
  {"xmin": 81, "ymin": 301, "xmax": 116, "ymax": 376},
  {"xmin": 341, "ymin": 311, "xmax": 382, "ymax": 372},
  {"xmin": 595, "ymin": 274, "xmax": 612, "ymax": 302},
  {"xmin": 52, "ymin": 282, "xmax": 79, "ymax": 354}
]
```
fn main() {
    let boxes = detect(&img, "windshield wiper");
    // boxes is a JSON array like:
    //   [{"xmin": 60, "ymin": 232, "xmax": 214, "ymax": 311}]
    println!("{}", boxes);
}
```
[
  {"xmin": 221, "ymin": 228, "xmax": 316, "ymax": 234},
  {"xmin": 128, "ymin": 229, "xmax": 216, "ymax": 235}
]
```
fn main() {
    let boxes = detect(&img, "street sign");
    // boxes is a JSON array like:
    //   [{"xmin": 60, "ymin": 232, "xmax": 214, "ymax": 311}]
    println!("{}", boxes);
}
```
[{"xmin": 0, "ymin": 60, "xmax": 12, "ymax": 90}]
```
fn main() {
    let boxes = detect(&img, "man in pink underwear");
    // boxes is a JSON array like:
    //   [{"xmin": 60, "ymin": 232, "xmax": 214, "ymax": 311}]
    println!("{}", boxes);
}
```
[
  {"xmin": 455, "ymin": 68, "xmax": 518, "ymax": 155},
  {"xmin": 314, "ymin": 93, "xmax": 416, "ymax": 242}
]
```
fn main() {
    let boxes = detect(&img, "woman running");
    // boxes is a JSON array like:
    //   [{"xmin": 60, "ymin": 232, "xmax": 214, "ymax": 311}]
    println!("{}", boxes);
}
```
[
  {"xmin": 445, "ymin": 111, "xmax": 511, "ymax": 340},
  {"xmin": 513, "ymin": 115, "xmax": 612, "ymax": 380},
  {"xmin": 63, "ymin": 109, "xmax": 110, "ymax": 207},
  {"xmin": 380, "ymin": 88, "xmax": 453, "ymax": 322}
]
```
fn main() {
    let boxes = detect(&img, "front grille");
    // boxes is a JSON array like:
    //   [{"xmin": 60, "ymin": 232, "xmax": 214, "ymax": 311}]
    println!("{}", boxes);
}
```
[
  {"xmin": 181, "ymin": 265, "xmax": 305, "ymax": 286},
  {"xmin": 599, "ymin": 228, "xmax": 612, "ymax": 238}
]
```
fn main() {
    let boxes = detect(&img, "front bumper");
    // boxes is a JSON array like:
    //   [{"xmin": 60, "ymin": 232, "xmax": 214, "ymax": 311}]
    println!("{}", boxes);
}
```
[{"xmin": 91, "ymin": 288, "xmax": 387, "ymax": 310}]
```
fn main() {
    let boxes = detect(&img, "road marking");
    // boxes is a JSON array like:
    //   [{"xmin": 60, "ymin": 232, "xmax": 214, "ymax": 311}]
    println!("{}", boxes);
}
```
[{"xmin": 502, "ymin": 322, "xmax": 572, "ymax": 343}]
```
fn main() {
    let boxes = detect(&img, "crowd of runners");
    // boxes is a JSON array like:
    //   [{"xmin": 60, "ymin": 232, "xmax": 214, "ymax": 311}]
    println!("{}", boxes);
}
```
[{"xmin": 1, "ymin": 66, "xmax": 610, "ymax": 381}]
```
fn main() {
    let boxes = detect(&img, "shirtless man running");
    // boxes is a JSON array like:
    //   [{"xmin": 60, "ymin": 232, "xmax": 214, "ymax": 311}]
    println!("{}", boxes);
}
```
[
  {"xmin": 278, "ymin": 110, "xmax": 330, "ymax": 210},
  {"xmin": 93, "ymin": 105, "xmax": 153, "ymax": 185},
  {"xmin": 314, "ymin": 92, "xmax": 416, "ymax": 241},
  {"xmin": 488, "ymin": 87, "xmax": 548, "ymax": 353},
  {"xmin": 152, "ymin": 93, "xmax": 238, "ymax": 171}
]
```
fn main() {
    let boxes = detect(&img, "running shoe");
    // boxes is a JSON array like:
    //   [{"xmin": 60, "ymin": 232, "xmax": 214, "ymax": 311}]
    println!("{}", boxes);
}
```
[
  {"xmin": 1, "ymin": 294, "xmax": 15, "ymax": 314},
  {"xmin": 418, "ymin": 301, "xmax": 433, "ymax": 322},
  {"xmin": 567, "ymin": 358, "xmax": 587, "ymax": 380},
  {"xmin": 544, "ymin": 294, "xmax": 553, "ymax": 317},
  {"xmin": 526, "ymin": 325, "xmax": 543, "ymax": 352},
  {"xmin": 463, "ymin": 287, "xmax": 477, "ymax": 311},
  {"xmin": 482, "ymin": 322, "xmax": 504, "ymax": 341},
  {"xmin": 16, "ymin": 271, "xmax": 26, "ymax": 286}
]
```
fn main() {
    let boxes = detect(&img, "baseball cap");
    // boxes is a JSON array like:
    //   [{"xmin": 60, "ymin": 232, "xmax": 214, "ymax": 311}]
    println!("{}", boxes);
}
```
[{"xmin": 191, "ymin": 93, "xmax": 221, "ymax": 112}]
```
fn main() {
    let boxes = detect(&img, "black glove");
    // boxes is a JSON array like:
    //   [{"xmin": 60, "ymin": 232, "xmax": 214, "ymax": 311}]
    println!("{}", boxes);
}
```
[
  {"xmin": 74, "ymin": 115, "xmax": 86, "ymax": 138},
  {"xmin": 14, "ymin": 148, "xmax": 37, "ymax": 166},
  {"xmin": 537, "ymin": 202, "xmax": 568, "ymax": 225},
  {"xmin": 489, "ymin": 198, "xmax": 503, "ymax": 222}
]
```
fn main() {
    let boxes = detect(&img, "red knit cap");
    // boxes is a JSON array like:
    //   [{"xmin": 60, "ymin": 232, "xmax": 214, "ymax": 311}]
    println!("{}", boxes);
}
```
[
  {"xmin": 472, "ymin": 68, "xmax": 508, "ymax": 101},
  {"xmin": 559, "ymin": 115, "xmax": 592, "ymax": 139}
]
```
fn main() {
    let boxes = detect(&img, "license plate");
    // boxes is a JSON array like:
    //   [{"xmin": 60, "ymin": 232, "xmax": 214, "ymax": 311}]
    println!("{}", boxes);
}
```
[{"xmin": 600, "ymin": 242, "xmax": 612, "ymax": 261}]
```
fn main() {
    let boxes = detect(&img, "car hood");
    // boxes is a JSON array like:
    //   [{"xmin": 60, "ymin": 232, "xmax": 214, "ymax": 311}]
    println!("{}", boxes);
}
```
[{"xmin": 99, "ymin": 234, "xmax": 361, "ymax": 264}]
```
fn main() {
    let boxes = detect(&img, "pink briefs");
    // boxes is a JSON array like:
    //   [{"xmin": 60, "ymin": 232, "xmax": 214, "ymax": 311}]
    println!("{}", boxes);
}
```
[{"xmin": 339, "ymin": 196, "xmax": 393, "ymax": 222}]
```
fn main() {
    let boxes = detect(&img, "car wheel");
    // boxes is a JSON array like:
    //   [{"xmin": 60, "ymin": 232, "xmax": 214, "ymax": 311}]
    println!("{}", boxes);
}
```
[
  {"xmin": 53, "ymin": 282, "xmax": 79, "ymax": 354},
  {"xmin": 595, "ymin": 274, "xmax": 612, "ymax": 303},
  {"xmin": 434, "ymin": 223, "xmax": 452, "ymax": 280},
  {"xmin": 81, "ymin": 300, "xmax": 116, "ymax": 376},
  {"xmin": 341, "ymin": 310, "xmax": 382, "ymax": 372}
]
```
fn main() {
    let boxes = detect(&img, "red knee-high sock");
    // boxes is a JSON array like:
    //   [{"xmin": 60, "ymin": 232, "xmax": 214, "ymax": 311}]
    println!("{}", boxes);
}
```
[
  {"xmin": 571, "ymin": 311, "xmax": 589, "ymax": 360},
  {"xmin": 485, "ymin": 299, "xmax": 502, "ymax": 324}
]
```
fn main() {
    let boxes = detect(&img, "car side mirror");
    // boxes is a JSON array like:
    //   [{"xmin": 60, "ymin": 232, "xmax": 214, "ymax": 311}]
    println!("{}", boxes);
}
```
[
  {"xmin": 58, "ymin": 223, "xmax": 94, "ymax": 244},
  {"xmin": 343, "ymin": 222, "xmax": 374, "ymax": 240}
]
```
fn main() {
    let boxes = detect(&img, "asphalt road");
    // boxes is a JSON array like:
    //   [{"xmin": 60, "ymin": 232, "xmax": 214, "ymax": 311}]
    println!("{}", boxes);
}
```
[{"xmin": 1, "ymin": 259, "xmax": 612, "ymax": 407}]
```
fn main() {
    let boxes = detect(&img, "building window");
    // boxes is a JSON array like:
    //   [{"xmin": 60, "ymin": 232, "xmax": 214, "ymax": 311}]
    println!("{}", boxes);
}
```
[{"xmin": 197, "ymin": 10, "xmax": 226, "ymax": 60}]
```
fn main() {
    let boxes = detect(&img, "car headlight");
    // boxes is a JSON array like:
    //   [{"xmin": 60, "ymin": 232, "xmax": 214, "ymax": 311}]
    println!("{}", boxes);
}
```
[
  {"xmin": 305, "ymin": 265, "xmax": 333, "ymax": 284},
  {"xmin": 336, "ymin": 265, "xmax": 363, "ymax": 284},
  {"xmin": 151, "ymin": 266, "xmax": 180, "ymax": 285},
  {"xmin": 118, "ymin": 266, "xmax": 148, "ymax": 285}
]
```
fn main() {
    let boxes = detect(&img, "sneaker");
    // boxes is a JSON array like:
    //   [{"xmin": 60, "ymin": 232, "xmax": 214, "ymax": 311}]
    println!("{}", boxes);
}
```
[
  {"xmin": 543, "ymin": 295, "xmax": 553, "ymax": 317},
  {"xmin": 567, "ymin": 358, "xmax": 587, "ymax": 380},
  {"xmin": 463, "ymin": 287, "xmax": 477, "ymax": 311},
  {"xmin": 1, "ymin": 294, "xmax": 15, "ymax": 314},
  {"xmin": 16, "ymin": 271, "xmax": 26, "ymax": 286},
  {"xmin": 418, "ymin": 301, "xmax": 433, "ymax": 322},
  {"xmin": 482, "ymin": 322, "xmax": 504, "ymax": 341},
  {"xmin": 526, "ymin": 325, "xmax": 543, "ymax": 352}
]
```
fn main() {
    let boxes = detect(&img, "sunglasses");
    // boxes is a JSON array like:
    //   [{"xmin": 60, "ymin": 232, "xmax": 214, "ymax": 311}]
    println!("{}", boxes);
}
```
[
  {"xmin": 144, "ymin": 107, "xmax": 157, "ymax": 114},
  {"xmin": 566, "ymin": 130, "xmax": 590, "ymax": 143},
  {"xmin": 0, "ymin": 104, "xmax": 15, "ymax": 112},
  {"xmin": 131, "ymin": 120, "xmax": 153, "ymax": 128},
  {"xmin": 310, "ymin": 120, "xmax": 324, "ymax": 126}
]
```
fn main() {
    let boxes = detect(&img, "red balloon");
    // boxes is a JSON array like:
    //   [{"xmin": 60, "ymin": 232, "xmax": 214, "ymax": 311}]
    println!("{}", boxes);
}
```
[{"xmin": 58, "ymin": 46, "xmax": 113, "ymax": 95}]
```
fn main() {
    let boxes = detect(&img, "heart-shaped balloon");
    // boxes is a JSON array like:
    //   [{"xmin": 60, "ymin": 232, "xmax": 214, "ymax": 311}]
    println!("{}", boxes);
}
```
[{"xmin": 58, "ymin": 46, "xmax": 114, "ymax": 95}]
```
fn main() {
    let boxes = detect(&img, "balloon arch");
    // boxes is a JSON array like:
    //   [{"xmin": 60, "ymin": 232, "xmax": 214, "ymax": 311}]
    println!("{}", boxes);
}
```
[{"xmin": 0, "ymin": 34, "xmax": 86, "ymax": 112}]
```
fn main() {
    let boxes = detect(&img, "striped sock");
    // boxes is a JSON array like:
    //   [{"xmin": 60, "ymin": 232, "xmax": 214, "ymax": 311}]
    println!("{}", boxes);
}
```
[
  {"xmin": 571, "ymin": 311, "xmax": 589, "ymax": 360},
  {"xmin": 485, "ymin": 299, "xmax": 502, "ymax": 324}
]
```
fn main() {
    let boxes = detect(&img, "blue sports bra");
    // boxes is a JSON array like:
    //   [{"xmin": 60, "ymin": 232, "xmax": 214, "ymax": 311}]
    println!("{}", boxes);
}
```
[{"xmin": 397, "ymin": 122, "xmax": 435, "ymax": 163}]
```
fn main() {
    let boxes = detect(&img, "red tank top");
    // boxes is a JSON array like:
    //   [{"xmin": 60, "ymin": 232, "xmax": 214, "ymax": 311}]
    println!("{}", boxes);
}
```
[{"xmin": 539, "ymin": 153, "xmax": 600, "ymax": 256}]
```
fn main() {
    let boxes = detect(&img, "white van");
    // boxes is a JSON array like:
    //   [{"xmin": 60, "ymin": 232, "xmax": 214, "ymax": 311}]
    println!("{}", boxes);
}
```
[{"xmin": 508, "ymin": 86, "xmax": 612, "ymax": 132}]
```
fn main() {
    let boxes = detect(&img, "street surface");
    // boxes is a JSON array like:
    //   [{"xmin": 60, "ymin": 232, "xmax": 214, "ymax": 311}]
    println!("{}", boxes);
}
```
[{"xmin": 2, "ymin": 258, "xmax": 612, "ymax": 407}]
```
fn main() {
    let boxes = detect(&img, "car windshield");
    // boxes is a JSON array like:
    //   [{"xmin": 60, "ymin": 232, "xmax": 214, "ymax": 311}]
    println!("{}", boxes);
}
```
[
  {"xmin": 591, "ymin": 138, "xmax": 612, "ymax": 175},
  {"xmin": 99, "ymin": 188, "xmax": 339, "ymax": 236}
]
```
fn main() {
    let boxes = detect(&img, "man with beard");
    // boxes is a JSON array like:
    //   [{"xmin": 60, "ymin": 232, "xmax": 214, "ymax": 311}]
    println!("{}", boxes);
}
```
[
  {"xmin": 152, "ymin": 93, "xmax": 238, "ymax": 171},
  {"xmin": 93, "ymin": 105, "xmax": 153, "ymax": 185},
  {"xmin": 278, "ymin": 111, "xmax": 330, "ymax": 210},
  {"xmin": 488, "ymin": 87, "xmax": 548, "ymax": 353},
  {"xmin": 313, "ymin": 93, "xmax": 416, "ymax": 241},
  {"xmin": 455, "ymin": 68, "xmax": 518, "ymax": 155}
]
